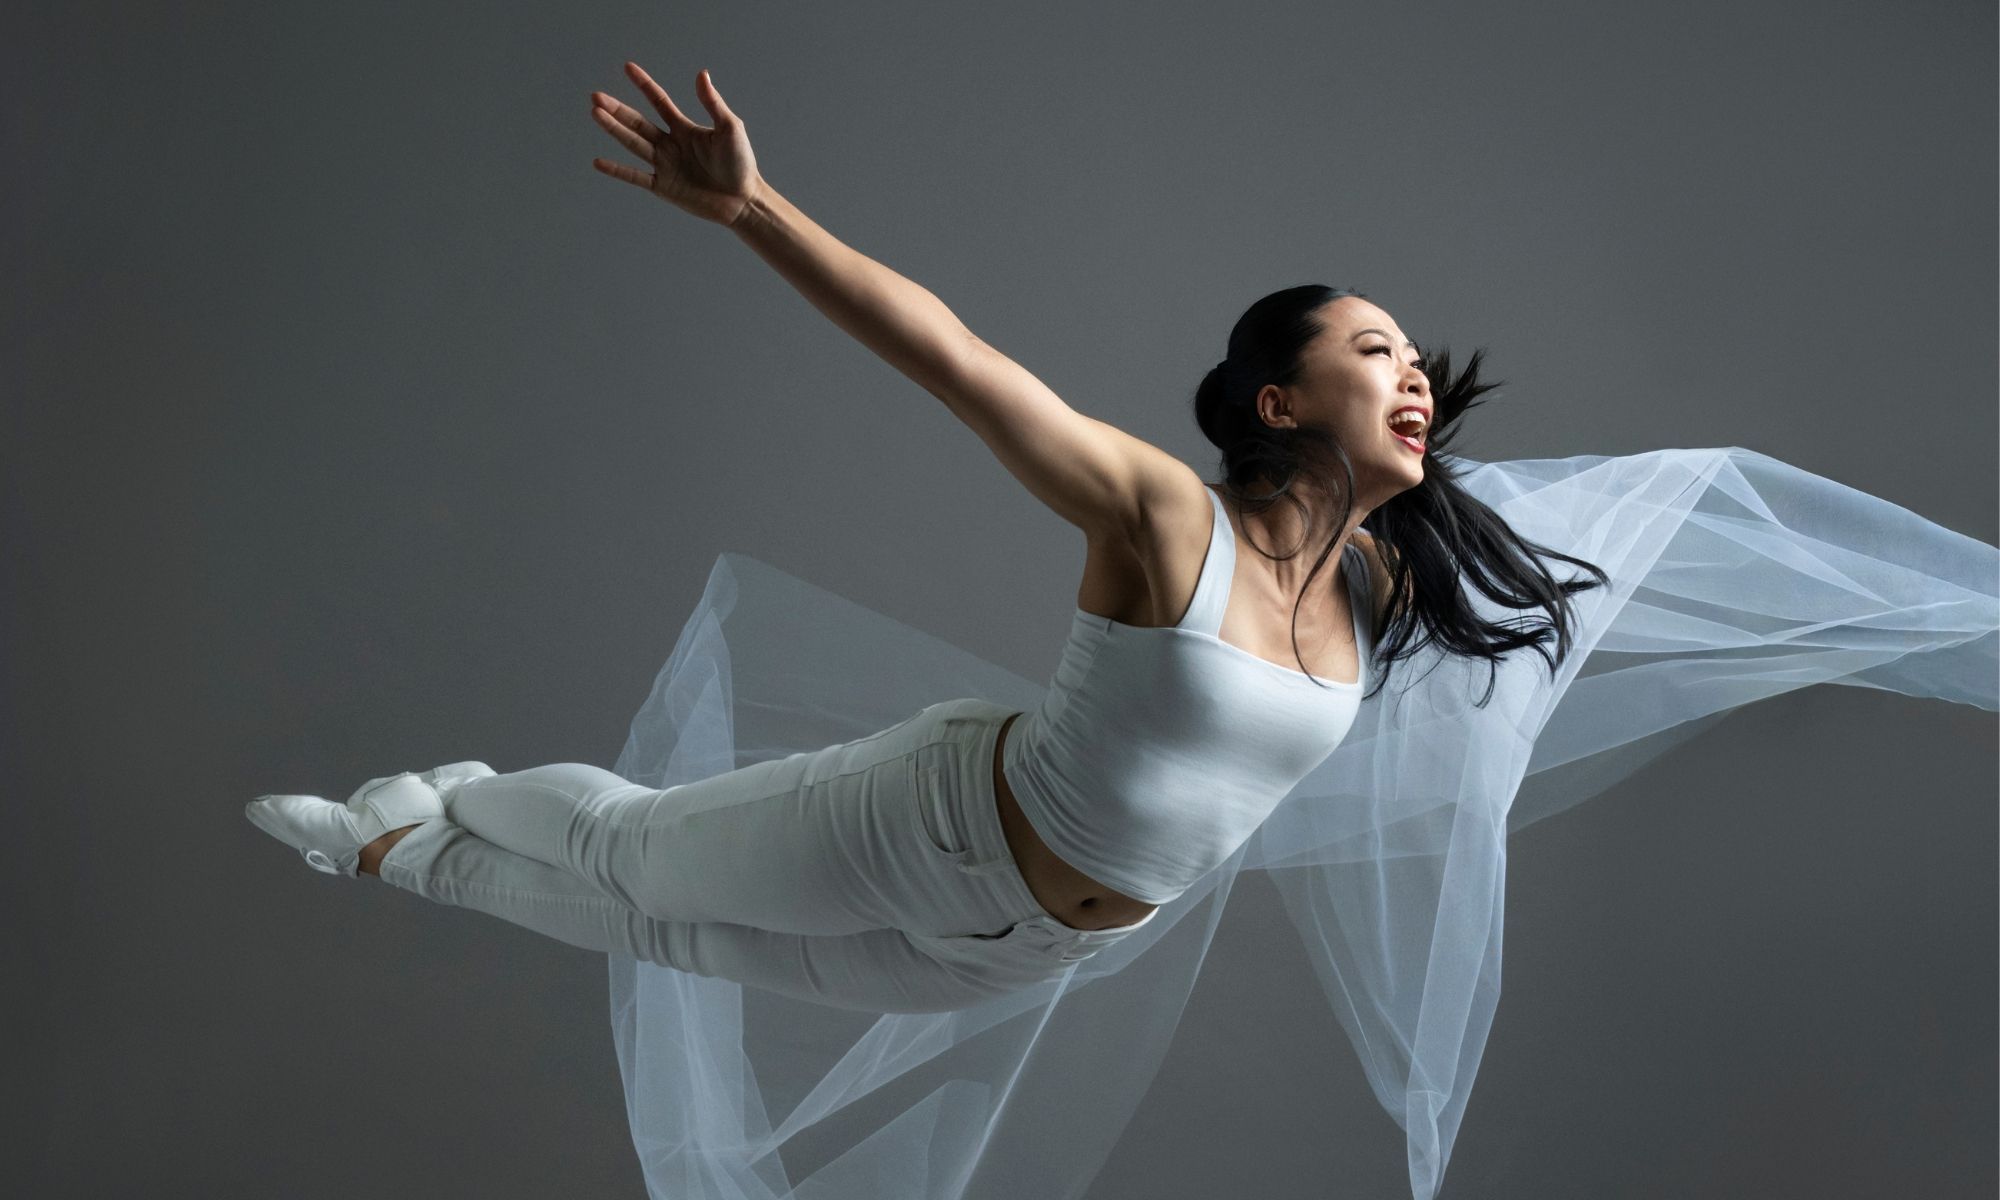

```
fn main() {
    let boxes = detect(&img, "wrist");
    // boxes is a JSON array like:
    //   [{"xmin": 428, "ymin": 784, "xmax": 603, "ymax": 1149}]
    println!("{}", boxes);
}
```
[{"xmin": 727, "ymin": 176, "xmax": 774, "ymax": 235}]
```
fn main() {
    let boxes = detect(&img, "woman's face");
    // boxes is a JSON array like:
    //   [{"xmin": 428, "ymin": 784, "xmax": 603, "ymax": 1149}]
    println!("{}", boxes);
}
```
[{"xmin": 1252, "ymin": 296, "xmax": 1433, "ymax": 502}]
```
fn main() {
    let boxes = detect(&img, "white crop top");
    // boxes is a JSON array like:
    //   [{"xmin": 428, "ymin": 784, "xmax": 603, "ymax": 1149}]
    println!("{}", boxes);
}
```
[{"xmin": 1000, "ymin": 486, "xmax": 1372, "ymax": 905}]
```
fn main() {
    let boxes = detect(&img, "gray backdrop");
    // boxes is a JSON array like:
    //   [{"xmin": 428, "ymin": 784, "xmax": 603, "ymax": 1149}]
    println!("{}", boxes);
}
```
[{"xmin": 5, "ymin": 1, "xmax": 1993, "ymax": 1196}]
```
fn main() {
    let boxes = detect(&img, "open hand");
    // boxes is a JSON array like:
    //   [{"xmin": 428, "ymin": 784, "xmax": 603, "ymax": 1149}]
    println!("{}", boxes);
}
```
[{"xmin": 591, "ymin": 63, "xmax": 762, "ymax": 227}]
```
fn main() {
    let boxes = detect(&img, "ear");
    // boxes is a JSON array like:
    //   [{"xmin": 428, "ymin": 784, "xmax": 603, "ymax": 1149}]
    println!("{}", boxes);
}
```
[{"xmin": 1255, "ymin": 384, "xmax": 1295, "ymax": 430}]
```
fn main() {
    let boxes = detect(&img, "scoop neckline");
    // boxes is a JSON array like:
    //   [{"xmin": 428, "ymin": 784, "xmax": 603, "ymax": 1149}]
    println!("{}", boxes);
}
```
[{"xmin": 1077, "ymin": 486, "xmax": 1367, "ymax": 688}]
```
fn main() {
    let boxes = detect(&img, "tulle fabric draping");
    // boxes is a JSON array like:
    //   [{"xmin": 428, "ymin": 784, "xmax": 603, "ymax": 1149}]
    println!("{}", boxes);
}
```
[{"xmin": 606, "ymin": 445, "xmax": 1997, "ymax": 1200}]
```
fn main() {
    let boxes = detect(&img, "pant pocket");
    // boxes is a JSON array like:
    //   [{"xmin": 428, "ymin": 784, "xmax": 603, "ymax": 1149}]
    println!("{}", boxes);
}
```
[{"xmin": 909, "ymin": 743, "xmax": 972, "ymax": 859}]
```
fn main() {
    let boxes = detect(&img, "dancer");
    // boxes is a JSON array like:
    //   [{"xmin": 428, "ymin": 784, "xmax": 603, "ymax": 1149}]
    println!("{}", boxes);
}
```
[
  {"xmin": 247, "ymin": 63, "xmax": 1999, "ymax": 1199},
  {"xmin": 247, "ymin": 61, "xmax": 1592, "ymax": 1013}
]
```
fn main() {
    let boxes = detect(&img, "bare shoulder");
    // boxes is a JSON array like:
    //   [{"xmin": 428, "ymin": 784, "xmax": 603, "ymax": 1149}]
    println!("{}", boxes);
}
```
[{"xmin": 1129, "ymin": 451, "xmax": 1211, "ymax": 546}]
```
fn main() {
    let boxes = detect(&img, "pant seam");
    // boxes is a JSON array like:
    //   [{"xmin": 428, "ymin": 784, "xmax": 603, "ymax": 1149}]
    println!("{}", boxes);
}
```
[
  {"xmin": 805, "ymin": 732, "xmax": 958, "ymax": 790},
  {"xmin": 482, "ymin": 778, "xmax": 663, "ymax": 834},
  {"xmin": 391, "ymin": 865, "xmax": 638, "ymax": 909}
]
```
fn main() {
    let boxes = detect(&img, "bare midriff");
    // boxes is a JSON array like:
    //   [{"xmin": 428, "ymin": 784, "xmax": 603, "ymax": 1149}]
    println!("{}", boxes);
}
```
[{"xmin": 990, "ymin": 712, "xmax": 1162, "ymax": 932}]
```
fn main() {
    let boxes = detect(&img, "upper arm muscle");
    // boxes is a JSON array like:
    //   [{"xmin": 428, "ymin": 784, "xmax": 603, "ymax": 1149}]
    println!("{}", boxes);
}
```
[{"xmin": 935, "ymin": 337, "xmax": 1188, "ymax": 539}]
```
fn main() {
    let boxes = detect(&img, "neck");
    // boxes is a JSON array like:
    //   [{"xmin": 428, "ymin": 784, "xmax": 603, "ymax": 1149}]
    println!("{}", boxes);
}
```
[{"xmin": 1230, "ymin": 476, "xmax": 1373, "ymax": 594}]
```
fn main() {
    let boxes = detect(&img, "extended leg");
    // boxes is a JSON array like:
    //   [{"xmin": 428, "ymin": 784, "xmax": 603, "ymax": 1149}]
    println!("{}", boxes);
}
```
[
  {"xmin": 378, "ymin": 818, "xmax": 1008, "ymax": 1014},
  {"xmin": 432, "ymin": 757, "xmax": 901, "ymax": 937},
  {"xmin": 378, "ymin": 819, "xmax": 677, "ymax": 959}
]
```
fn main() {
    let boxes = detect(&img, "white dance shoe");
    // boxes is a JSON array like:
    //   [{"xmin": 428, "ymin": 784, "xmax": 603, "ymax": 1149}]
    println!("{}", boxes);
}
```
[
  {"xmin": 245, "ymin": 761, "xmax": 498, "ymax": 877},
  {"xmin": 245, "ymin": 771, "xmax": 448, "ymax": 878}
]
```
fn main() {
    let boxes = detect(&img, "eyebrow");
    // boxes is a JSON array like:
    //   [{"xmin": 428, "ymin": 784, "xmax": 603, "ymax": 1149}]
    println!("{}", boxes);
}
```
[{"xmin": 1350, "ymin": 328, "xmax": 1422, "ymax": 355}]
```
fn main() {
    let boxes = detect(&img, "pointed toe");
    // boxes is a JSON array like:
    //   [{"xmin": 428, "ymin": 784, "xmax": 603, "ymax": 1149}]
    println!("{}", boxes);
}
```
[
  {"xmin": 246, "ymin": 776, "xmax": 444, "ymax": 879},
  {"xmin": 245, "ymin": 793, "xmax": 362, "ymax": 876}
]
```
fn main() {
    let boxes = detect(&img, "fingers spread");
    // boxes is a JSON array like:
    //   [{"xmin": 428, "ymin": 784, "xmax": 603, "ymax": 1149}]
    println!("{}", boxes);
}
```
[
  {"xmin": 625, "ymin": 61, "xmax": 697, "ymax": 133},
  {"xmin": 592, "ymin": 108, "xmax": 655, "ymax": 163},
  {"xmin": 697, "ymin": 68, "xmax": 735, "ymax": 126},
  {"xmin": 592, "ymin": 158, "xmax": 653, "ymax": 190},
  {"xmin": 593, "ymin": 101, "xmax": 659, "ymax": 157}
]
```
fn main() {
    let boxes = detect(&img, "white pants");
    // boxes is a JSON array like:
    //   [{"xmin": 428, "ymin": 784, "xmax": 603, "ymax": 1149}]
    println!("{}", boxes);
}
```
[{"xmin": 378, "ymin": 697, "xmax": 1157, "ymax": 1013}]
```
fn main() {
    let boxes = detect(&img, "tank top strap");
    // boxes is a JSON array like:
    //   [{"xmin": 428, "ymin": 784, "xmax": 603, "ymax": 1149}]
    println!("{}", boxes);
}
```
[{"xmin": 1177, "ymin": 487, "xmax": 1236, "ymax": 635}]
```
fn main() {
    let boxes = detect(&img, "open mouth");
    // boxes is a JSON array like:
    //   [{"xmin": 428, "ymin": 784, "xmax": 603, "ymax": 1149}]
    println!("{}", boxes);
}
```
[{"xmin": 1387, "ymin": 413, "xmax": 1427, "ymax": 453}]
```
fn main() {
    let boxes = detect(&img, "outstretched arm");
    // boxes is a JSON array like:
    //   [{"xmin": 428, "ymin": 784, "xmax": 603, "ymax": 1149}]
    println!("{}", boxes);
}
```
[
  {"xmin": 590, "ymin": 61, "xmax": 973, "ymax": 400},
  {"xmin": 728, "ymin": 180, "xmax": 976, "ymax": 405},
  {"xmin": 591, "ymin": 62, "xmax": 1180, "ymax": 539}
]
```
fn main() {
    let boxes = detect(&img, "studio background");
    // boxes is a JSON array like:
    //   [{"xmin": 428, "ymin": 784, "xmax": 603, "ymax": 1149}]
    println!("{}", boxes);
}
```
[{"xmin": 4, "ymin": 1, "xmax": 1993, "ymax": 1196}]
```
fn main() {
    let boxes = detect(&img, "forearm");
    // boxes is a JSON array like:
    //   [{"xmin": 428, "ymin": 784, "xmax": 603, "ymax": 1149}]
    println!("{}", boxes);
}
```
[{"xmin": 728, "ymin": 178, "xmax": 976, "ymax": 401}]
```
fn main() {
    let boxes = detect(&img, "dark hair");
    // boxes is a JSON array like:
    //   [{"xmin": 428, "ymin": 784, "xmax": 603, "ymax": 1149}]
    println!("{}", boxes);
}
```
[{"xmin": 1192, "ymin": 283, "xmax": 1611, "ymax": 706}]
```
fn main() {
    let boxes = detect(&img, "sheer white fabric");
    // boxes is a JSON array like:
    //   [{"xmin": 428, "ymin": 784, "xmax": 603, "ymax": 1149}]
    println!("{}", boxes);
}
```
[{"xmin": 606, "ymin": 445, "xmax": 1997, "ymax": 1200}]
